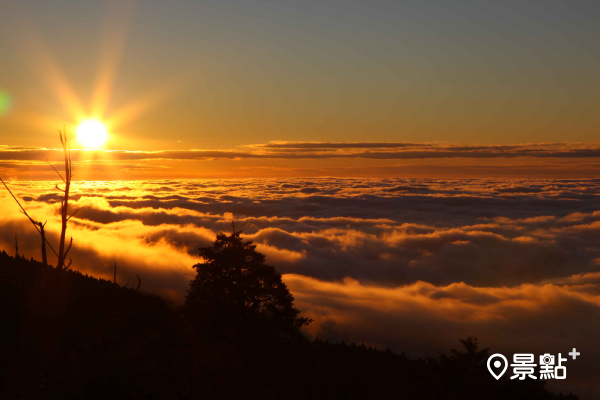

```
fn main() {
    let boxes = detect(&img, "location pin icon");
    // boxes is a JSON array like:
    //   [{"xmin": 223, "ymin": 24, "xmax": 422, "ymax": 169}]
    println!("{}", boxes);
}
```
[{"xmin": 487, "ymin": 354, "xmax": 508, "ymax": 380}]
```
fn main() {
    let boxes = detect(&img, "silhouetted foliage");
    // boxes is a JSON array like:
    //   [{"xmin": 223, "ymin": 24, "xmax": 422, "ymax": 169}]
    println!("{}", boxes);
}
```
[
  {"xmin": 0, "ymin": 250, "xmax": 580, "ymax": 400},
  {"xmin": 183, "ymin": 228, "xmax": 311, "ymax": 343}
]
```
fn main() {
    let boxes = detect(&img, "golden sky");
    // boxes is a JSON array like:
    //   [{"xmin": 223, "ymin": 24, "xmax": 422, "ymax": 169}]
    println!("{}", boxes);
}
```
[
  {"xmin": 2, "ymin": 3, "xmax": 600, "ymax": 395},
  {"xmin": 0, "ymin": 0, "xmax": 599, "ymax": 179}
]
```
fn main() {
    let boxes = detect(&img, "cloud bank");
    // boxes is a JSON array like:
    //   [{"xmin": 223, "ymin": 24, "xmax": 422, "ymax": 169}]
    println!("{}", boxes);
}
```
[
  {"xmin": 1, "ymin": 178, "xmax": 599, "ymax": 396},
  {"xmin": 3, "ymin": 142, "xmax": 600, "ymax": 179},
  {"xmin": 2, "ymin": 142, "xmax": 600, "ymax": 162}
]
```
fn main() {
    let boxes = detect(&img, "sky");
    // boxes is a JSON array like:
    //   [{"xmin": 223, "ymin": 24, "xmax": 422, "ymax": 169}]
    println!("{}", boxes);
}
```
[
  {"xmin": 1, "ymin": 1, "xmax": 600, "ymax": 397},
  {"xmin": 0, "ymin": 0, "xmax": 599, "ymax": 178}
]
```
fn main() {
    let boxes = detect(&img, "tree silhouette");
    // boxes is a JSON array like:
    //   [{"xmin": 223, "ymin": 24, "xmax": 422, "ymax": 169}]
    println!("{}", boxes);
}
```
[
  {"xmin": 183, "ymin": 226, "xmax": 311, "ymax": 342},
  {"xmin": 0, "ymin": 177, "xmax": 56, "ymax": 266},
  {"xmin": 51, "ymin": 127, "xmax": 76, "ymax": 272},
  {"xmin": 0, "ymin": 127, "xmax": 75, "ymax": 271}
]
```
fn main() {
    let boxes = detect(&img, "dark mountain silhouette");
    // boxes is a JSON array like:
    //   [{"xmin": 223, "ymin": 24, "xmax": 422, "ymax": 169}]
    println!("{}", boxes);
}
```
[{"xmin": 0, "ymin": 233, "xmax": 580, "ymax": 400}]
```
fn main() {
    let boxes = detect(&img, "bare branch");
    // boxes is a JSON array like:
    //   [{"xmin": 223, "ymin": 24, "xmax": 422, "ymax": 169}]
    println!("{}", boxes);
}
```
[
  {"xmin": 38, "ymin": 223, "xmax": 48, "ymax": 266},
  {"xmin": 136, "ymin": 274, "xmax": 141, "ymax": 292},
  {"xmin": 67, "ymin": 209, "xmax": 79, "ymax": 221},
  {"xmin": 46, "ymin": 160, "xmax": 66, "ymax": 183},
  {"xmin": 56, "ymin": 127, "xmax": 73, "ymax": 272},
  {"xmin": 113, "ymin": 263, "xmax": 117, "ymax": 284},
  {"xmin": 45, "ymin": 239, "xmax": 59, "ymax": 258},
  {"xmin": 35, "ymin": 228, "xmax": 59, "ymax": 258},
  {"xmin": 1, "ymin": 177, "xmax": 40, "ymax": 229},
  {"xmin": 1, "ymin": 177, "xmax": 59, "ymax": 261},
  {"xmin": 58, "ymin": 128, "xmax": 65, "ymax": 146},
  {"xmin": 124, "ymin": 277, "xmax": 130, "ymax": 288},
  {"xmin": 63, "ymin": 237, "xmax": 73, "ymax": 261},
  {"xmin": 55, "ymin": 184, "xmax": 65, "ymax": 192},
  {"xmin": 38, "ymin": 222, "xmax": 59, "ymax": 257}
]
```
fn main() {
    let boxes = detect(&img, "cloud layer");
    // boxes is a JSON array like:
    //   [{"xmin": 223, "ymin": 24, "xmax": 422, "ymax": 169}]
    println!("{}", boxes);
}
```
[
  {"xmin": 3, "ymin": 142, "xmax": 600, "ymax": 161},
  {"xmin": 1, "ymin": 178, "xmax": 599, "ymax": 396},
  {"xmin": 3, "ymin": 142, "xmax": 600, "ymax": 180}
]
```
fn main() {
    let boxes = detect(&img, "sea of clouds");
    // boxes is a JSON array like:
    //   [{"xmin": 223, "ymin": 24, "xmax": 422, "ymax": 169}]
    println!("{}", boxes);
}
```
[{"xmin": 1, "ymin": 178, "xmax": 599, "ymax": 397}]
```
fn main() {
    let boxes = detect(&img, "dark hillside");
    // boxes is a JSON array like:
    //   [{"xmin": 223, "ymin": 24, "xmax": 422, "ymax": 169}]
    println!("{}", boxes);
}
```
[
  {"xmin": 0, "ymin": 250, "xmax": 579, "ymax": 400},
  {"xmin": 0, "ymin": 251, "xmax": 183, "ymax": 399}
]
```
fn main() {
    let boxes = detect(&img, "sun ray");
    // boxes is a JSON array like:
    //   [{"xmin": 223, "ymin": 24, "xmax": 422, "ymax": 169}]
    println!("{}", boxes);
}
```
[
  {"xmin": 90, "ymin": 0, "xmax": 136, "ymax": 119},
  {"xmin": 5, "ymin": 1, "xmax": 185, "ymax": 150},
  {"xmin": 105, "ymin": 81, "xmax": 182, "ymax": 131},
  {"xmin": 7, "ymin": 5, "xmax": 87, "ymax": 120},
  {"xmin": 14, "ymin": 111, "xmax": 71, "ymax": 133}
]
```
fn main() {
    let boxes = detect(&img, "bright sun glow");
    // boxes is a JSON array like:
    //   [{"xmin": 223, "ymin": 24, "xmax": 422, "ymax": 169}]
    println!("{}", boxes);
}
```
[{"xmin": 76, "ymin": 119, "xmax": 109, "ymax": 148}]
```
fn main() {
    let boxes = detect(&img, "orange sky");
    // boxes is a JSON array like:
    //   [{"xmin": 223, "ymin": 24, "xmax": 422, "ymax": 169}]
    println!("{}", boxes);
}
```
[
  {"xmin": 1, "ymin": 0, "xmax": 599, "ymax": 179},
  {"xmin": 1, "ymin": 2, "xmax": 600, "ymax": 396}
]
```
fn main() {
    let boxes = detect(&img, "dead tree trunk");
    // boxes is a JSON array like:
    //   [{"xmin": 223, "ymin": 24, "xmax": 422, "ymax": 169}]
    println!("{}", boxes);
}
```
[
  {"xmin": 39, "ymin": 223, "xmax": 48, "ymax": 266},
  {"xmin": 2, "ymin": 127, "xmax": 76, "ymax": 271},
  {"xmin": 52, "ymin": 128, "xmax": 76, "ymax": 272}
]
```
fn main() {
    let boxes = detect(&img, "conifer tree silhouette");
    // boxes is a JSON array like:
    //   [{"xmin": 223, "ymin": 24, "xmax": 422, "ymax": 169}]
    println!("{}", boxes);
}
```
[{"xmin": 183, "ymin": 225, "xmax": 311, "ymax": 341}]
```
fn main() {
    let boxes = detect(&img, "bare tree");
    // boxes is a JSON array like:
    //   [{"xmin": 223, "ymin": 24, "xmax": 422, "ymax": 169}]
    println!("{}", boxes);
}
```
[
  {"xmin": 1, "ymin": 127, "xmax": 76, "ymax": 271},
  {"xmin": 49, "ymin": 128, "xmax": 77, "ymax": 272},
  {"xmin": 0, "ymin": 178, "xmax": 58, "ymax": 265}
]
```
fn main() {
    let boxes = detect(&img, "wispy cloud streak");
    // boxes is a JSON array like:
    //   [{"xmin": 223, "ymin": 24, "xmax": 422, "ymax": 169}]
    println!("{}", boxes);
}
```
[{"xmin": 2, "ymin": 142, "xmax": 600, "ymax": 162}]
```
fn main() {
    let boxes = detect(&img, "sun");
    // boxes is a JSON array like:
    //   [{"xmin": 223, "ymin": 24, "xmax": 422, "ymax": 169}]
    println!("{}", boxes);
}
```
[{"xmin": 76, "ymin": 119, "xmax": 109, "ymax": 148}]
